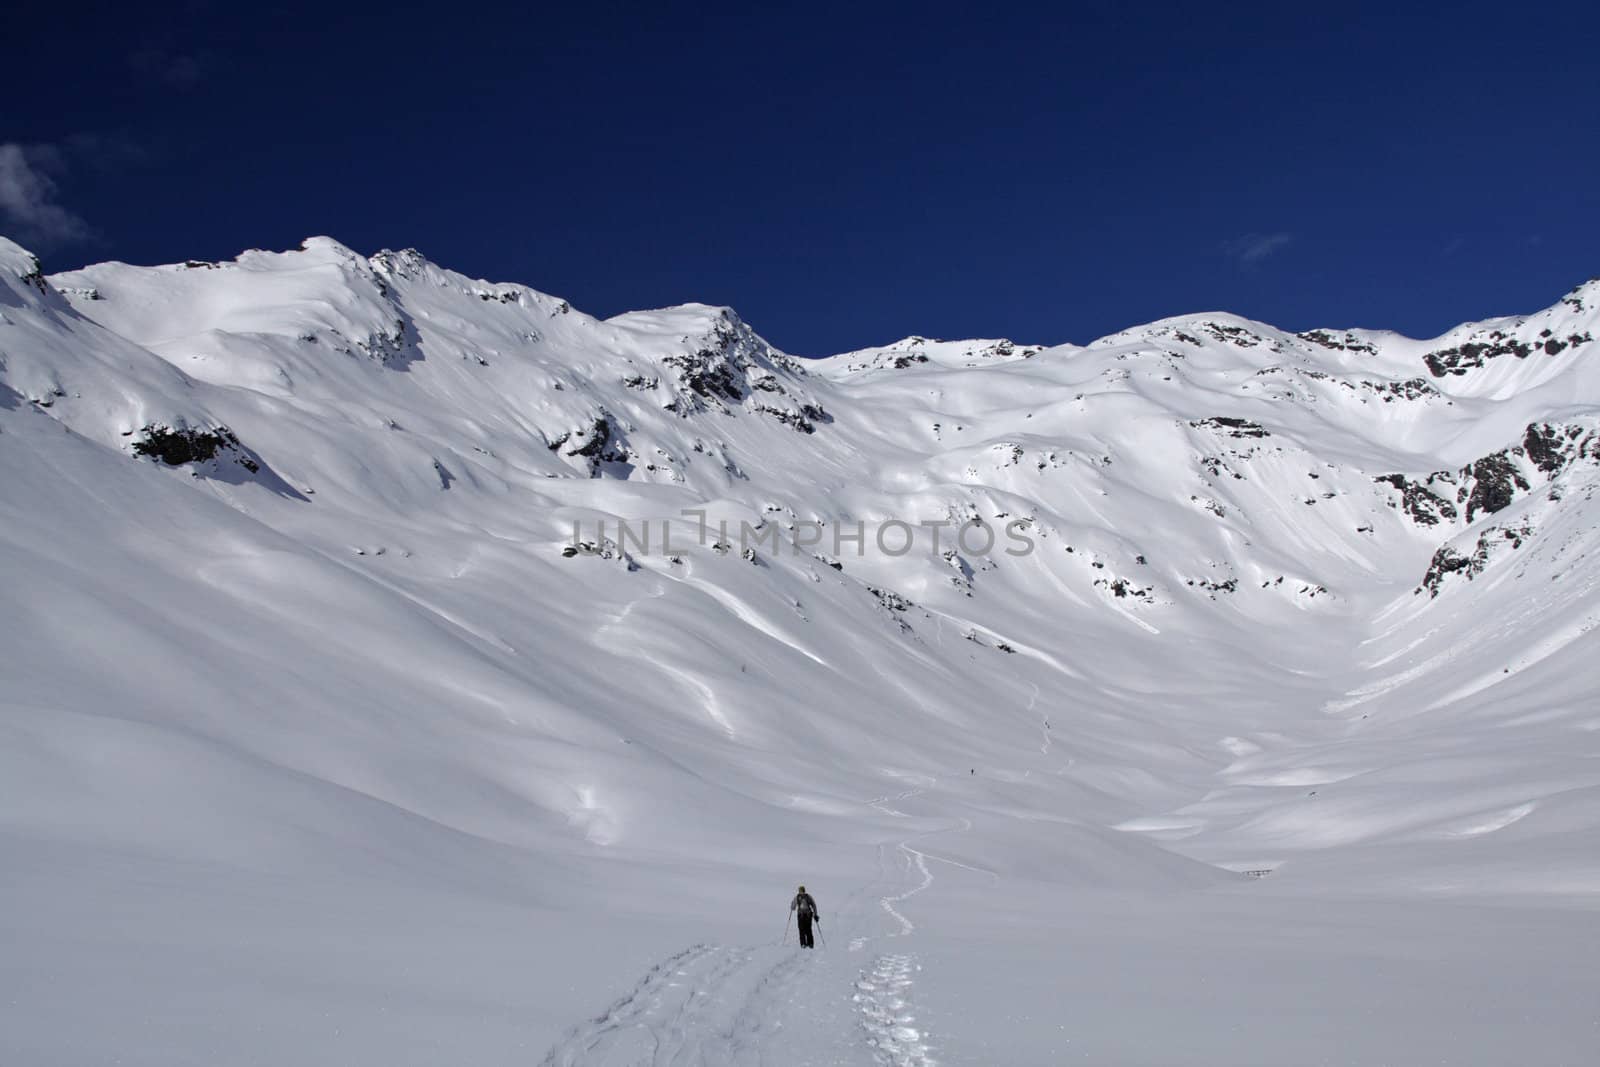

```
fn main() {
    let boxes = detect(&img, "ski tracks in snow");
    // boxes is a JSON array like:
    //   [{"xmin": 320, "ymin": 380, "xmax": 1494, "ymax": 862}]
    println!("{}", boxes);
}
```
[
  {"xmin": 873, "ymin": 843, "xmax": 933, "ymax": 938},
  {"xmin": 862, "ymin": 788, "xmax": 991, "ymax": 942},
  {"xmin": 860, "ymin": 787, "xmax": 934, "ymax": 941},
  {"xmin": 538, "ymin": 942, "xmax": 808, "ymax": 1066}
]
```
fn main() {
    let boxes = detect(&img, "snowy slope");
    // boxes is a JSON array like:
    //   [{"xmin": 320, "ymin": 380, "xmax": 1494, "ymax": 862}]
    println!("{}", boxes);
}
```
[{"xmin": 3, "ymin": 235, "xmax": 1599, "ymax": 1065}]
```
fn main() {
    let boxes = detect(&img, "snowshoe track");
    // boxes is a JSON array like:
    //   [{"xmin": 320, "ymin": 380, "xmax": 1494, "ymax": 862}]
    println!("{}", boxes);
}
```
[{"xmin": 855, "ymin": 953, "xmax": 934, "ymax": 1066}]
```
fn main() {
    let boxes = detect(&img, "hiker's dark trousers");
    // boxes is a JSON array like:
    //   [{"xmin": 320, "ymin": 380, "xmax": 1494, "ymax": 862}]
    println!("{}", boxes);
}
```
[{"xmin": 798, "ymin": 915, "xmax": 814, "ymax": 948}]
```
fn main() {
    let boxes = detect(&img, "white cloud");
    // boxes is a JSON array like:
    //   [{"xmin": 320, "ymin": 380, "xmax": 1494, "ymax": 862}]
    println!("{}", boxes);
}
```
[
  {"xmin": 0, "ymin": 142, "xmax": 92, "ymax": 249},
  {"xmin": 1222, "ymin": 231, "xmax": 1293, "ymax": 265}
]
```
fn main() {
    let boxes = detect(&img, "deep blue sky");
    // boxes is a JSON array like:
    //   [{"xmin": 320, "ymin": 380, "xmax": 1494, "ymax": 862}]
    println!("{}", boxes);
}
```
[{"xmin": 5, "ymin": 1, "xmax": 1596, "ymax": 355}]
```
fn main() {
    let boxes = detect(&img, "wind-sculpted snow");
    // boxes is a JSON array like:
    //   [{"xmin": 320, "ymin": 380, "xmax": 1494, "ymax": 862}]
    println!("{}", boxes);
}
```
[{"xmin": 4, "ymin": 235, "xmax": 1600, "ymax": 1064}]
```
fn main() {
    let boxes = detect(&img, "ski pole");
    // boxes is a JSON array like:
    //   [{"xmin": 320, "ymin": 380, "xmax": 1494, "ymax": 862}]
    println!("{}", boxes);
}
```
[
  {"xmin": 782, "ymin": 910, "xmax": 791, "ymax": 945},
  {"xmin": 816, "ymin": 919, "xmax": 826, "ymax": 947}
]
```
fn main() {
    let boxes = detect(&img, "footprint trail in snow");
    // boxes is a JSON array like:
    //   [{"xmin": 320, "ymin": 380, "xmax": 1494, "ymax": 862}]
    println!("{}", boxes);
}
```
[
  {"xmin": 855, "ymin": 953, "xmax": 935, "ymax": 1067},
  {"xmin": 542, "ymin": 779, "xmax": 968, "ymax": 1064},
  {"xmin": 847, "ymin": 784, "xmax": 965, "ymax": 1063}
]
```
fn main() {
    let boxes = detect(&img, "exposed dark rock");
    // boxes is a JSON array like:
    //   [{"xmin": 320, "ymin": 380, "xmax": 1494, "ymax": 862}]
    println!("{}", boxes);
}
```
[
  {"xmin": 1202, "ymin": 323, "xmax": 1264, "ymax": 348},
  {"xmin": 1459, "ymin": 452, "xmax": 1529, "ymax": 522},
  {"xmin": 1382, "ymin": 422, "xmax": 1596, "ymax": 533},
  {"xmin": 1419, "ymin": 523, "xmax": 1533, "ymax": 597},
  {"xmin": 353, "ymin": 317, "xmax": 413, "ymax": 365},
  {"xmin": 561, "ymin": 537, "xmax": 640, "ymax": 571},
  {"xmin": 657, "ymin": 313, "xmax": 827, "ymax": 433},
  {"xmin": 14, "ymin": 252, "xmax": 49, "ymax": 295},
  {"xmin": 1191, "ymin": 416, "xmax": 1269, "ymax": 439},
  {"xmin": 867, "ymin": 586, "xmax": 914, "ymax": 613},
  {"xmin": 865, "ymin": 584, "xmax": 916, "ymax": 633},
  {"xmin": 665, "ymin": 350, "xmax": 746, "ymax": 404},
  {"xmin": 752, "ymin": 402, "xmax": 829, "ymax": 434},
  {"xmin": 1374, "ymin": 473, "xmax": 1458, "ymax": 526},
  {"xmin": 548, "ymin": 415, "xmax": 632, "ymax": 477},
  {"xmin": 661, "ymin": 317, "xmax": 757, "ymax": 410},
  {"xmin": 942, "ymin": 549, "xmax": 975, "ymax": 582},
  {"xmin": 1093, "ymin": 571, "xmax": 1158, "ymax": 603},
  {"xmin": 1523, "ymin": 421, "xmax": 1600, "ymax": 474},
  {"xmin": 1199, "ymin": 454, "xmax": 1246, "ymax": 480},
  {"xmin": 1361, "ymin": 377, "xmax": 1437, "ymax": 402},
  {"xmin": 1423, "ymin": 335, "xmax": 1535, "ymax": 377},
  {"xmin": 1298, "ymin": 330, "xmax": 1377, "ymax": 354},
  {"xmin": 132, "ymin": 424, "xmax": 258, "ymax": 472},
  {"xmin": 1523, "ymin": 423, "xmax": 1569, "ymax": 474},
  {"xmin": 127, "ymin": 423, "xmax": 307, "ymax": 497}
]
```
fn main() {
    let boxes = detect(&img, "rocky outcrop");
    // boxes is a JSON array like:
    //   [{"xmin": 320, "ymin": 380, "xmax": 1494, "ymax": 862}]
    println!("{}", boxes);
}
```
[
  {"xmin": 1459, "ymin": 452, "xmax": 1528, "ymax": 522},
  {"xmin": 548, "ymin": 414, "xmax": 632, "ymax": 477},
  {"xmin": 657, "ymin": 311, "xmax": 830, "ymax": 433},
  {"xmin": 1298, "ymin": 329, "xmax": 1377, "ymax": 354},
  {"xmin": 132, "ymin": 424, "xmax": 259, "ymax": 473},
  {"xmin": 1191, "ymin": 416, "xmax": 1269, "ymax": 439},
  {"xmin": 1419, "ymin": 522, "xmax": 1534, "ymax": 597},
  {"xmin": 1375, "ymin": 473, "xmax": 1458, "ymax": 526},
  {"xmin": 1421, "ymin": 328, "xmax": 1592, "ymax": 378},
  {"xmin": 1522, "ymin": 421, "xmax": 1600, "ymax": 475}
]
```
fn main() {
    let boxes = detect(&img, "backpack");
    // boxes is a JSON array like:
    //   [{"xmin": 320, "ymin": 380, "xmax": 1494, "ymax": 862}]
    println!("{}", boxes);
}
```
[{"xmin": 796, "ymin": 893, "xmax": 815, "ymax": 919}]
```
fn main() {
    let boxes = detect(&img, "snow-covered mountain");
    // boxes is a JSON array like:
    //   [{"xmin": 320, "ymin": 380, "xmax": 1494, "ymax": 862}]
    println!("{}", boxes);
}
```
[{"xmin": 3, "ymin": 236, "xmax": 1598, "ymax": 1065}]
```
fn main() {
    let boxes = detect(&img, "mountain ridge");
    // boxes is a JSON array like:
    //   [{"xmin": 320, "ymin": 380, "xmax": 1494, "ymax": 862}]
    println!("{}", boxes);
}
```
[{"xmin": 3, "ymin": 231, "xmax": 1599, "ymax": 1061}]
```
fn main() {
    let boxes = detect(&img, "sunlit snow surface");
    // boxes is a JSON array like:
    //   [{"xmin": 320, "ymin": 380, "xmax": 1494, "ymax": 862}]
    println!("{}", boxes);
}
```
[{"xmin": 3, "ymin": 236, "xmax": 1599, "ymax": 1065}]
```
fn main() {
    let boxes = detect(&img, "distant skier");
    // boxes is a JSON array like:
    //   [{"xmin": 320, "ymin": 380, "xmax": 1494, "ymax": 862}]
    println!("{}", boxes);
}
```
[{"xmin": 790, "ymin": 885, "xmax": 820, "ymax": 948}]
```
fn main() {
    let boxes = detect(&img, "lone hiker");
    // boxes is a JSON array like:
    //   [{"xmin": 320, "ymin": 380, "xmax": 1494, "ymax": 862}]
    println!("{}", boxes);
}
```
[{"xmin": 790, "ymin": 885, "xmax": 820, "ymax": 948}]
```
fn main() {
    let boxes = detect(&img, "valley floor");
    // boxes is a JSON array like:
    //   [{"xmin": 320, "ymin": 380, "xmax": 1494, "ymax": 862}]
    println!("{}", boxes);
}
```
[{"xmin": 7, "ymin": 770, "xmax": 1598, "ymax": 1067}]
